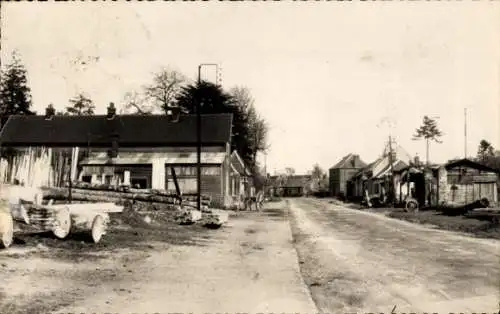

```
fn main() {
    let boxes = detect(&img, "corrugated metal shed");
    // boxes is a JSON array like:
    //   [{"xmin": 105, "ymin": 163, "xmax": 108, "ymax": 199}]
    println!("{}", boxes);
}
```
[{"xmin": 80, "ymin": 151, "xmax": 227, "ymax": 165}]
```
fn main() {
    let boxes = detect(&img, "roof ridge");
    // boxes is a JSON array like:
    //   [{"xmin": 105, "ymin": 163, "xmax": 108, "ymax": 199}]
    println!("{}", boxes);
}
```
[{"xmin": 7, "ymin": 113, "xmax": 234, "ymax": 119}]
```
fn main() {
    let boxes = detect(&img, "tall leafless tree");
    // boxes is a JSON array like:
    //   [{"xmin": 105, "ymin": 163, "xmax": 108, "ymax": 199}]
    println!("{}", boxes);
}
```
[
  {"xmin": 120, "ymin": 90, "xmax": 152, "ymax": 115},
  {"xmin": 143, "ymin": 68, "xmax": 187, "ymax": 113},
  {"xmin": 230, "ymin": 86, "xmax": 269, "ymax": 165}
]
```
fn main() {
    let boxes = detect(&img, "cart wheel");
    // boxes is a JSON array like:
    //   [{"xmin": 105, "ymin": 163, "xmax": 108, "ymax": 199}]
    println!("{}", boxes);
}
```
[
  {"xmin": 405, "ymin": 200, "xmax": 419, "ymax": 213},
  {"xmin": 0, "ymin": 212, "xmax": 14, "ymax": 249},
  {"xmin": 52, "ymin": 206, "xmax": 71, "ymax": 239},
  {"xmin": 91, "ymin": 215, "xmax": 106, "ymax": 244}
]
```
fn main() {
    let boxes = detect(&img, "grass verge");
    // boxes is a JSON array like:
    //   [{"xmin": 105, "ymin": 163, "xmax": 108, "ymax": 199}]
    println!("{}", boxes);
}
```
[{"xmin": 387, "ymin": 210, "xmax": 500, "ymax": 240}]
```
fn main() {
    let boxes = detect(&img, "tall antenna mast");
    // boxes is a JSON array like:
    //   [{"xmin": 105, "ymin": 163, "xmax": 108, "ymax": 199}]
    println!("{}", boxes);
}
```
[{"xmin": 464, "ymin": 108, "xmax": 467, "ymax": 159}]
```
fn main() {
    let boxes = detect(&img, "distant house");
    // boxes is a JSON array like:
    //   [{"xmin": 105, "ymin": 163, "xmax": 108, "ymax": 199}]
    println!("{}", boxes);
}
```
[
  {"xmin": 349, "ymin": 146, "xmax": 412, "ymax": 202},
  {"xmin": 0, "ymin": 104, "xmax": 251, "ymax": 208},
  {"xmin": 267, "ymin": 174, "xmax": 311, "ymax": 197},
  {"xmin": 329, "ymin": 154, "xmax": 366, "ymax": 198}
]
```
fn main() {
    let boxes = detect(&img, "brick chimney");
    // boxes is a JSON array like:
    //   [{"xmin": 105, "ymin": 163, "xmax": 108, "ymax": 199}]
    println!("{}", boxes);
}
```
[
  {"xmin": 45, "ymin": 104, "xmax": 55, "ymax": 120},
  {"xmin": 351, "ymin": 154, "xmax": 359, "ymax": 167},
  {"xmin": 414, "ymin": 155, "xmax": 420, "ymax": 166},
  {"xmin": 106, "ymin": 102, "xmax": 116, "ymax": 120},
  {"xmin": 166, "ymin": 106, "xmax": 181, "ymax": 122}
]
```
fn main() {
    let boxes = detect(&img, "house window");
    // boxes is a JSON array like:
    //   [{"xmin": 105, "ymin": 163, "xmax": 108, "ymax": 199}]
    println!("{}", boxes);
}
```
[
  {"xmin": 81, "ymin": 175, "xmax": 92, "ymax": 183},
  {"xmin": 171, "ymin": 166, "xmax": 197, "ymax": 176},
  {"xmin": 178, "ymin": 178, "xmax": 197, "ymax": 194},
  {"xmin": 131, "ymin": 177, "xmax": 148, "ymax": 189},
  {"xmin": 170, "ymin": 165, "xmax": 221, "ymax": 176},
  {"xmin": 203, "ymin": 166, "xmax": 221, "ymax": 176},
  {"xmin": 104, "ymin": 175, "xmax": 112, "ymax": 185}
]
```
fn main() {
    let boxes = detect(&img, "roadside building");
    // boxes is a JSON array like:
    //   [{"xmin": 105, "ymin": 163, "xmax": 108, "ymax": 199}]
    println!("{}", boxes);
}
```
[
  {"xmin": 328, "ymin": 153, "xmax": 366, "ymax": 199},
  {"xmin": 0, "ymin": 104, "xmax": 252, "ymax": 208},
  {"xmin": 348, "ymin": 144, "xmax": 412, "ymax": 203},
  {"xmin": 267, "ymin": 174, "xmax": 311, "ymax": 197},
  {"xmin": 395, "ymin": 158, "xmax": 499, "ymax": 208}
]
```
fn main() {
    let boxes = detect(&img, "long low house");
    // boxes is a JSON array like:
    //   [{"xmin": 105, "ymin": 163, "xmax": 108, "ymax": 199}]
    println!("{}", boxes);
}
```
[
  {"xmin": 266, "ymin": 174, "xmax": 312, "ymax": 197},
  {"xmin": 0, "ymin": 104, "xmax": 253, "ymax": 208}
]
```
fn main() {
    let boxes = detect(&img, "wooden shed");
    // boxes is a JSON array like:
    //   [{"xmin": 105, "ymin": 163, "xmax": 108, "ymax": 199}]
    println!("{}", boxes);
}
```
[{"xmin": 396, "ymin": 159, "xmax": 499, "ymax": 208}]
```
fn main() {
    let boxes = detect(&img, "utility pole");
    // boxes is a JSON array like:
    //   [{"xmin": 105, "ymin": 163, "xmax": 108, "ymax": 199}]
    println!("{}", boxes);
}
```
[
  {"xmin": 264, "ymin": 152, "xmax": 267, "ymax": 177},
  {"xmin": 464, "ymin": 108, "xmax": 468, "ymax": 159},
  {"xmin": 197, "ymin": 63, "xmax": 218, "ymax": 211},
  {"xmin": 388, "ymin": 135, "xmax": 395, "ymax": 207}
]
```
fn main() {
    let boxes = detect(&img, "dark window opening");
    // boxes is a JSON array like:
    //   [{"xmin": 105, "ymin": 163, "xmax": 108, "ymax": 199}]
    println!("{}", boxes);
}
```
[
  {"xmin": 104, "ymin": 175, "xmax": 112, "ymax": 185},
  {"xmin": 131, "ymin": 178, "xmax": 148, "ymax": 189},
  {"xmin": 82, "ymin": 175, "xmax": 92, "ymax": 183}
]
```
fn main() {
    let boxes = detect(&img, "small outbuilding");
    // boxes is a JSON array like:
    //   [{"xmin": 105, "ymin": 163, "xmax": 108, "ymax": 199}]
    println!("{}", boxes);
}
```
[{"xmin": 396, "ymin": 158, "xmax": 499, "ymax": 208}]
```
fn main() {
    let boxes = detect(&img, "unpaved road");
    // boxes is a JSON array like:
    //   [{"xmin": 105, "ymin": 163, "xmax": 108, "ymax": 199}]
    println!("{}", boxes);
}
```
[
  {"xmin": 289, "ymin": 198, "xmax": 500, "ymax": 313},
  {"xmin": 1, "ymin": 203, "xmax": 317, "ymax": 313}
]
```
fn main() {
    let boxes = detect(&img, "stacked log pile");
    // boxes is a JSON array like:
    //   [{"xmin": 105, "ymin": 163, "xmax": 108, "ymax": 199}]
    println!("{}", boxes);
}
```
[
  {"xmin": 26, "ymin": 205, "xmax": 56, "ymax": 230},
  {"xmin": 0, "ymin": 199, "xmax": 14, "ymax": 248},
  {"xmin": 199, "ymin": 211, "xmax": 229, "ymax": 228},
  {"xmin": 41, "ymin": 187, "xmax": 227, "ymax": 228},
  {"xmin": 174, "ymin": 209, "xmax": 202, "ymax": 225},
  {"xmin": 43, "ymin": 187, "xmax": 210, "ymax": 208},
  {"xmin": 24, "ymin": 204, "xmax": 72, "ymax": 239}
]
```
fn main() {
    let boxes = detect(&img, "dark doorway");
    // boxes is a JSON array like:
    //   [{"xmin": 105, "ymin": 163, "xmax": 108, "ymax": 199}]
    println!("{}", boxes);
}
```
[{"xmin": 411, "ymin": 173, "xmax": 426, "ymax": 207}]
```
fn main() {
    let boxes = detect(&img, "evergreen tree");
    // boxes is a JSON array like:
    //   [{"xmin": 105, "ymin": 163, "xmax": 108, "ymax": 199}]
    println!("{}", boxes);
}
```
[
  {"xmin": 66, "ymin": 93, "xmax": 95, "ymax": 116},
  {"xmin": 477, "ymin": 139, "xmax": 495, "ymax": 162},
  {"xmin": 0, "ymin": 51, "xmax": 34, "ymax": 129},
  {"xmin": 175, "ymin": 81, "xmax": 255, "ymax": 167},
  {"xmin": 412, "ymin": 116, "xmax": 443, "ymax": 164}
]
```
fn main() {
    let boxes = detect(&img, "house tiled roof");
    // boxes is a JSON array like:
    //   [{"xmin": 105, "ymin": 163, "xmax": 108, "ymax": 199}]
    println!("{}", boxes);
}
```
[
  {"xmin": 373, "ymin": 160, "xmax": 409, "ymax": 178},
  {"xmin": 330, "ymin": 153, "xmax": 367, "ymax": 169},
  {"xmin": 0, "ymin": 113, "xmax": 233, "ymax": 146},
  {"xmin": 445, "ymin": 158, "xmax": 499, "ymax": 173}
]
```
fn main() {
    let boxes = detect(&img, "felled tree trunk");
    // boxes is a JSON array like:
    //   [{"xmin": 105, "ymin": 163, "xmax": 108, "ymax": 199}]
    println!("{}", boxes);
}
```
[{"xmin": 0, "ymin": 201, "xmax": 14, "ymax": 249}]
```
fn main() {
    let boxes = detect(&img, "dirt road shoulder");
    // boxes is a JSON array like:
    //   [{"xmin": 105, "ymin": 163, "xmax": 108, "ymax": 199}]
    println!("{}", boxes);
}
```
[{"xmin": 50, "ymin": 202, "xmax": 317, "ymax": 313}]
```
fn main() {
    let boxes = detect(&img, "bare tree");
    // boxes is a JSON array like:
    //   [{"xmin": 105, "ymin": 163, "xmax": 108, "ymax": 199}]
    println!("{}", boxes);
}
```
[
  {"xmin": 143, "ymin": 68, "xmax": 186, "ymax": 113},
  {"xmin": 230, "ymin": 86, "xmax": 254, "ymax": 112},
  {"xmin": 230, "ymin": 86, "xmax": 269, "ymax": 165},
  {"xmin": 120, "ymin": 90, "xmax": 153, "ymax": 115}
]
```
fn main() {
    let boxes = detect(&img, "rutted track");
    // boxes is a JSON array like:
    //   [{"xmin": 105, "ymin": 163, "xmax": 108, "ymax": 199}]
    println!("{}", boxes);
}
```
[{"xmin": 288, "ymin": 197, "xmax": 500, "ymax": 313}]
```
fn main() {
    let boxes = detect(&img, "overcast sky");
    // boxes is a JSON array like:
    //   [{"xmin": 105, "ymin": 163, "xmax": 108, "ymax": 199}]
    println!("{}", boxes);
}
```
[{"xmin": 2, "ymin": 2, "xmax": 499, "ymax": 174}]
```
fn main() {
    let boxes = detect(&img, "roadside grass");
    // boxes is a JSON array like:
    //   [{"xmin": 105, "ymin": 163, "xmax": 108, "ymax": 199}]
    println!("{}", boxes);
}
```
[
  {"xmin": 319, "ymin": 196, "xmax": 500, "ymax": 240},
  {"xmin": 387, "ymin": 209, "xmax": 500, "ymax": 240}
]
